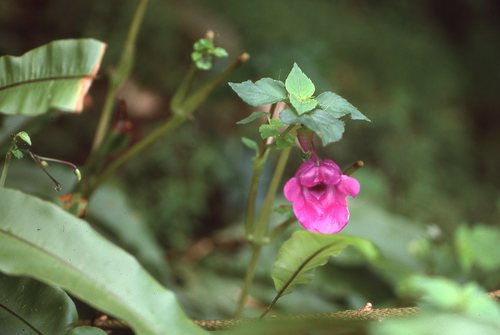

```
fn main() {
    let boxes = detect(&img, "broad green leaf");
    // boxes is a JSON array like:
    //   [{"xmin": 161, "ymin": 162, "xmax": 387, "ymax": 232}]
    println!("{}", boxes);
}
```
[
  {"xmin": 0, "ymin": 273, "xmax": 77, "ymax": 335},
  {"xmin": 285, "ymin": 63, "xmax": 315, "ymax": 98},
  {"xmin": 88, "ymin": 184, "xmax": 172, "ymax": 285},
  {"xmin": 241, "ymin": 137, "xmax": 259, "ymax": 152},
  {"xmin": 259, "ymin": 119, "xmax": 284, "ymax": 139},
  {"xmin": 236, "ymin": 111, "xmax": 265, "ymax": 125},
  {"xmin": 272, "ymin": 231, "xmax": 378, "ymax": 297},
  {"xmin": 0, "ymin": 188, "xmax": 206, "ymax": 335},
  {"xmin": 299, "ymin": 109, "xmax": 345, "ymax": 145},
  {"xmin": 399, "ymin": 276, "xmax": 500, "ymax": 323},
  {"xmin": 289, "ymin": 94, "xmax": 317, "ymax": 115},
  {"xmin": 67, "ymin": 326, "xmax": 108, "ymax": 335},
  {"xmin": 317, "ymin": 92, "xmax": 370, "ymax": 121},
  {"xmin": 372, "ymin": 313, "xmax": 500, "ymax": 335},
  {"xmin": 229, "ymin": 78, "xmax": 286, "ymax": 106},
  {"xmin": 0, "ymin": 39, "xmax": 106, "ymax": 116},
  {"xmin": 454, "ymin": 224, "xmax": 500, "ymax": 272}
]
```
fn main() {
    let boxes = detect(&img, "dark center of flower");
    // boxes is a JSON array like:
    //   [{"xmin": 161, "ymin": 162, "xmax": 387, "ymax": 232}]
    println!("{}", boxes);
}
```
[{"xmin": 309, "ymin": 183, "xmax": 326, "ymax": 193}]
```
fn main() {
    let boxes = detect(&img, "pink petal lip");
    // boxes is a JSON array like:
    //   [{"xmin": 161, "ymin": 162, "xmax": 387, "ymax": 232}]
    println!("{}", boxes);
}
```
[{"xmin": 284, "ymin": 158, "xmax": 360, "ymax": 234}]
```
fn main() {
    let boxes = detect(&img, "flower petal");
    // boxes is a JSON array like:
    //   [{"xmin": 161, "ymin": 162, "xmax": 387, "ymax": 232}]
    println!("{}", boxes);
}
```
[
  {"xmin": 337, "ymin": 175, "xmax": 360, "ymax": 197},
  {"xmin": 284, "ymin": 177, "xmax": 302, "ymax": 202}
]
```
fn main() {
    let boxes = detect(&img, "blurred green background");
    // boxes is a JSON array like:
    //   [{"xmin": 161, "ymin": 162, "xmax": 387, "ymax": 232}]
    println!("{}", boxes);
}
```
[{"xmin": 1, "ymin": 0, "xmax": 499, "ymax": 320}]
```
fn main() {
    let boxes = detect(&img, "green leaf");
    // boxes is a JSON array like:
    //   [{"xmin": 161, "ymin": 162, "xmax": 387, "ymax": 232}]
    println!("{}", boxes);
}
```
[
  {"xmin": 289, "ymin": 94, "xmax": 318, "ymax": 115},
  {"xmin": 0, "ymin": 39, "xmax": 106, "ymax": 116},
  {"xmin": 285, "ymin": 63, "xmax": 315, "ymax": 98},
  {"xmin": 229, "ymin": 78, "xmax": 287, "ymax": 106},
  {"xmin": 454, "ymin": 224, "xmax": 500, "ymax": 272},
  {"xmin": 300, "ymin": 109, "xmax": 345, "ymax": 145},
  {"xmin": 212, "ymin": 47, "xmax": 228, "ymax": 58},
  {"xmin": 272, "ymin": 231, "xmax": 378, "ymax": 297},
  {"xmin": 259, "ymin": 119, "xmax": 284, "ymax": 139},
  {"xmin": 236, "ymin": 111, "xmax": 264, "ymax": 125},
  {"xmin": 67, "ymin": 326, "xmax": 108, "ymax": 335},
  {"xmin": 0, "ymin": 273, "xmax": 77, "ymax": 335},
  {"xmin": 317, "ymin": 92, "xmax": 370, "ymax": 121},
  {"xmin": 241, "ymin": 137, "xmax": 259, "ymax": 152},
  {"xmin": 279, "ymin": 108, "xmax": 299, "ymax": 125},
  {"xmin": 399, "ymin": 276, "xmax": 500, "ymax": 325},
  {"xmin": 88, "ymin": 184, "xmax": 172, "ymax": 285},
  {"xmin": 0, "ymin": 188, "xmax": 206, "ymax": 335},
  {"xmin": 11, "ymin": 148, "xmax": 23, "ymax": 159},
  {"xmin": 193, "ymin": 38, "xmax": 214, "ymax": 51},
  {"xmin": 15, "ymin": 131, "xmax": 32, "ymax": 146}
]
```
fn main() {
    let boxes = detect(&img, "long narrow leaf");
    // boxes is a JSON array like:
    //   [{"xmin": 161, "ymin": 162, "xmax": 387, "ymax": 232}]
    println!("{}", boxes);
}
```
[
  {"xmin": 0, "ymin": 39, "xmax": 106, "ymax": 115},
  {"xmin": 0, "ymin": 188, "xmax": 206, "ymax": 335}
]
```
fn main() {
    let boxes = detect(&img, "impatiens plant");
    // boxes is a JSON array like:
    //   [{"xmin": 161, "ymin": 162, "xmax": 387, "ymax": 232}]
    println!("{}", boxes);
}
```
[
  {"xmin": 6, "ymin": 3, "xmax": 495, "ymax": 335},
  {"xmin": 229, "ymin": 62, "xmax": 373, "ymax": 316}
]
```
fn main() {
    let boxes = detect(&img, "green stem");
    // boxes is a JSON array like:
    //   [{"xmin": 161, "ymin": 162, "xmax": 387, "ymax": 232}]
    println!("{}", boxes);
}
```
[
  {"xmin": 88, "ymin": 115, "xmax": 185, "ymax": 195},
  {"xmin": 0, "ymin": 152, "xmax": 12, "ymax": 187},
  {"xmin": 253, "ymin": 146, "xmax": 291, "ymax": 238},
  {"xmin": 244, "ymin": 145, "xmax": 269, "ymax": 237},
  {"xmin": 233, "ymin": 244, "xmax": 262, "ymax": 318},
  {"xmin": 235, "ymin": 146, "xmax": 292, "ymax": 317},
  {"xmin": 91, "ymin": 0, "xmax": 149, "ymax": 152}
]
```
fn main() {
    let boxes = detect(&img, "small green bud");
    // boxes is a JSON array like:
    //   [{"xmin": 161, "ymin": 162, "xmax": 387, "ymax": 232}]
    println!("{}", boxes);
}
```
[
  {"xmin": 15, "ymin": 131, "xmax": 32, "ymax": 146},
  {"xmin": 74, "ymin": 168, "xmax": 82, "ymax": 182}
]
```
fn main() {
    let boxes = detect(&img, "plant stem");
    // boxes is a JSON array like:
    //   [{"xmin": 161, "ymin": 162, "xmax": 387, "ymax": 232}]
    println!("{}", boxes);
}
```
[
  {"xmin": 244, "ymin": 145, "xmax": 269, "ymax": 236},
  {"xmin": 0, "ymin": 152, "xmax": 12, "ymax": 187},
  {"xmin": 235, "ymin": 146, "xmax": 292, "ymax": 317},
  {"xmin": 253, "ymin": 146, "xmax": 291, "ymax": 238},
  {"xmin": 234, "ymin": 243, "xmax": 262, "ymax": 318},
  {"xmin": 88, "ymin": 115, "xmax": 184, "ymax": 195},
  {"xmin": 91, "ymin": 0, "xmax": 149, "ymax": 152}
]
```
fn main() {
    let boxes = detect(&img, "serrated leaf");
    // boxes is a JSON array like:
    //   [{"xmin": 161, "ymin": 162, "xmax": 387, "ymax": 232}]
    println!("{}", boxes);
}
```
[
  {"xmin": 0, "ymin": 188, "xmax": 207, "ymax": 335},
  {"xmin": 0, "ymin": 273, "xmax": 77, "ymax": 335},
  {"xmin": 299, "ymin": 109, "xmax": 345, "ymax": 145},
  {"xmin": 275, "ymin": 132, "xmax": 296, "ymax": 149},
  {"xmin": 0, "ymin": 39, "xmax": 106, "ymax": 116},
  {"xmin": 272, "ymin": 231, "xmax": 378, "ymax": 297},
  {"xmin": 259, "ymin": 119, "xmax": 283, "ymax": 139},
  {"xmin": 317, "ymin": 91, "xmax": 370, "ymax": 121},
  {"xmin": 289, "ymin": 95, "xmax": 318, "ymax": 115},
  {"xmin": 279, "ymin": 108, "xmax": 299, "ymax": 125},
  {"xmin": 241, "ymin": 137, "xmax": 259, "ymax": 152},
  {"xmin": 236, "ymin": 111, "xmax": 264, "ymax": 125},
  {"xmin": 229, "ymin": 78, "xmax": 286, "ymax": 107},
  {"xmin": 285, "ymin": 63, "xmax": 315, "ymax": 98}
]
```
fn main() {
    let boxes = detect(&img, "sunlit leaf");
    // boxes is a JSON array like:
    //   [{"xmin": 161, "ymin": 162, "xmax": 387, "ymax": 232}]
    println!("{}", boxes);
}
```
[
  {"xmin": 0, "ymin": 39, "xmax": 106, "ymax": 116},
  {"xmin": 229, "ymin": 78, "xmax": 286, "ymax": 106},
  {"xmin": 0, "ymin": 188, "xmax": 206, "ymax": 335},
  {"xmin": 285, "ymin": 63, "xmax": 315, "ymax": 98},
  {"xmin": 0, "ymin": 273, "xmax": 77, "ymax": 335}
]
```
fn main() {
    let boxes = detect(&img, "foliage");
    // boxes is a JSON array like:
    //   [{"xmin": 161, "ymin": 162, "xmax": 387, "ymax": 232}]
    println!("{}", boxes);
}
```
[{"xmin": 0, "ymin": 39, "xmax": 105, "ymax": 115}]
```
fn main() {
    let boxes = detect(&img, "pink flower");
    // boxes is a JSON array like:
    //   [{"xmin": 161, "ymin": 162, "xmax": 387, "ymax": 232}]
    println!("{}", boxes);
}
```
[{"xmin": 284, "ymin": 159, "xmax": 360, "ymax": 234}]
